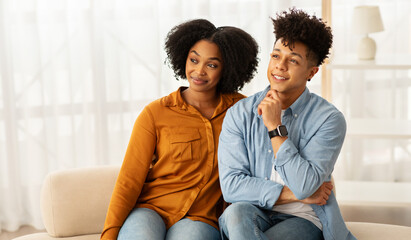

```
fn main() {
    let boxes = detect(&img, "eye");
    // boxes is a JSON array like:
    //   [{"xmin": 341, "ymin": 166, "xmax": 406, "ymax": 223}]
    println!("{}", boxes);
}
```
[
  {"xmin": 290, "ymin": 59, "xmax": 298, "ymax": 64},
  {"xmin": 190, "ymin": 58, "xmax": 198, "ymax": 64},
  {"xmin": 271, "ymin": 53, "xmax": 280, "ymax": 59},
  {"xmin": 208, "ymin": 63, "xmax": 218, "ymax": 68}
]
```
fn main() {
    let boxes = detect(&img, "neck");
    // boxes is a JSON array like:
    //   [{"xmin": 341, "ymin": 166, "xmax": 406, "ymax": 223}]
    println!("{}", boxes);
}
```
[
  {"xmin": 182, "ymin": 88, "xmax": 220, "ymax": 109},
  {"xmin": 275, "ymin": 88, "xmax": 305, "ymax": 110}
]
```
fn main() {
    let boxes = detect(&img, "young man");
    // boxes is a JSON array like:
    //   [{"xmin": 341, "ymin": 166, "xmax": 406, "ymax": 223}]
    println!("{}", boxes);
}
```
[{"xmin": 217, "ymin": 8, "xmax": 356, "ymax": 240}]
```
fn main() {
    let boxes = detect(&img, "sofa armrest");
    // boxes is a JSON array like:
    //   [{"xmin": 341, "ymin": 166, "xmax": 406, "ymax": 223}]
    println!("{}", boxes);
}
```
[{"xmin": 41, "ymin": 165, "xmax": 120, "ymax": 237}]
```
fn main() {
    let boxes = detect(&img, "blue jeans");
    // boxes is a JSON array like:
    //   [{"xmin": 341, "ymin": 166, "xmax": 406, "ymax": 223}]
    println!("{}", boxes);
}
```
[
  {"xmin": 118, "ymin": 208, "xmax": 221, "ymax": 240},
  {"xmin": 219, "ymin": 202, "xmax": 324, "ymax": 240}
]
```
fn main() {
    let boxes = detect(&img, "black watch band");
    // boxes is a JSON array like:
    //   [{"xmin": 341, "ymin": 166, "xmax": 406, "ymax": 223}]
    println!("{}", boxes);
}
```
[{"xmin": 268, "ymin": 125, "xmax": 288, "ymax": 138}]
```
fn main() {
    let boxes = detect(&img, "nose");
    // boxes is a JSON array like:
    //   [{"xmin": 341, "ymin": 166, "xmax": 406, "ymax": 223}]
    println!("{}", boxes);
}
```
[
  {"xmin": 196, "ymin": 64, "xmax": 206, "ymax": 76},
  {"xmin": 276, "ymin": 59, "xmax": 287, "ymax": 71}
]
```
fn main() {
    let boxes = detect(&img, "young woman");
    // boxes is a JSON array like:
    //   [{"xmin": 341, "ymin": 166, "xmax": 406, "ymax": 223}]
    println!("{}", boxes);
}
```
[{"xmin": 101, "ymin": 19, "xmax": 259, "ymax": 240}]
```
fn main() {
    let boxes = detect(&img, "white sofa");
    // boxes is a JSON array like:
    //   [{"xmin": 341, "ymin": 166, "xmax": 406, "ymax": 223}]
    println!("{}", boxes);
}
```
[{"xmin": 13, "ymin": 166, "xmax": 411, "ymax": 240}]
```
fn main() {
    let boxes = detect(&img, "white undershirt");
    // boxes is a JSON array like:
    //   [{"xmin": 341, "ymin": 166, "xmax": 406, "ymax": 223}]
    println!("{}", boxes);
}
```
[
  {"xmin": 270, "ymin": 166, "xmax": 322, "ymax": 230},
  {"xmin": 271, "ymin": 110, "xmax": 322, "ymax": 230}
]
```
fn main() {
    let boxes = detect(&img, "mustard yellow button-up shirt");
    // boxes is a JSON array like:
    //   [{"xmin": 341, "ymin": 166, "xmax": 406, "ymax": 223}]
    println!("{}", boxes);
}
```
[{"xmin": 101, "ymin": 88, "xmax": 245, "ymax": 239}]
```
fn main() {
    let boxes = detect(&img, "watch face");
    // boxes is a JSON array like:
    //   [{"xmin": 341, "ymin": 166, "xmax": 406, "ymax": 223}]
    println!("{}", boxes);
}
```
[{"xmin": 278, "ymin": 125, "xmax": 288, "ymax": 136}]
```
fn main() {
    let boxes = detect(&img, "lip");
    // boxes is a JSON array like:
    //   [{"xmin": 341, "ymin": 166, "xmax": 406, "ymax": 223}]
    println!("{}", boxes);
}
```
[
  {"xmin": 191, "ymin": 76, "xmax": 208, "ymax": 85},
  {"xmin": 272, "ymin": 74, "xmax": 288, "ymax": 82}
]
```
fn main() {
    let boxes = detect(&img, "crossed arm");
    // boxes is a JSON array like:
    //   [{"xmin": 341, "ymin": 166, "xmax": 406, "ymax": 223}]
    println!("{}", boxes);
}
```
[
  {"xmin": 277, "ymin": 182, "xmax": 333, "ymax": 206},
  {"xmin": 258, "ymin": 89, "xmax": 333, "ymax": 205},
  {"xmin": 219, "ymin": 90, "xmax": 345, "ymax": 208},
  {"xmin": 259, "ymin": 89, "xmax": 334, "ymax": 206}
]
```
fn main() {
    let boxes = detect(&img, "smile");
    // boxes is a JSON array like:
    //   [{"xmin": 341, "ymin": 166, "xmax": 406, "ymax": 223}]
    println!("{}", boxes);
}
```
[
  {"xmin": 191, "ymin": 77, "xmax": 208, "ymax": 84},
  {"xmin": 274, "ymin": 75, "xmax": 286, "ymax": 80},
  {"xmin": 273, "ymin": 74, "xmax": 288, "ymax": 81}
]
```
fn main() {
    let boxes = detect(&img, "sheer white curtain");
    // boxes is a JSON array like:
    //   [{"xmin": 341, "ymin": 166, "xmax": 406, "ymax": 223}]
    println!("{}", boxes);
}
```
[
  {"xmin": 1, "ymin": 0, "xmax": 326, "ymax": 233},
  {"xmin": 3, "ymin": 0, "xmax": 411, "ymax": 233},
  {"xmin": 330, "ymin": 0, "xmax": 411, "ymax": 182}
]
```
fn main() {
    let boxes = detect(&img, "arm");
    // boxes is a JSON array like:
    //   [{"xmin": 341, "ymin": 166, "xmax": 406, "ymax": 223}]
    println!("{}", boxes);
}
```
[
  {"xmin": 218, "ymin": 109, "xmax": 333, "ymax": 208},
  {"xmin": 101, "ymin": 106, "xmax": 156, "ymax": 239},
  {"xmin": 275, "ymin": 113, "xmax": 345, "ymax": 200},
  {"xmin": 276, "ymin": 182, "xmax": 333, "ymax": 206},
  {"xmin": 218, "ymin": 107, "xmax": 284, "ymax": 209},
  {"xmin": 259, "ymin": 89, "xmax": 345, "ymax": 199}
]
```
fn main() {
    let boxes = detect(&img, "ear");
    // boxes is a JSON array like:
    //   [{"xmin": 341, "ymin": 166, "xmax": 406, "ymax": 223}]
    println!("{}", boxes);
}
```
[{"xmin": 307, "ymin": 66, "xmax": 319, "ymax": 80}]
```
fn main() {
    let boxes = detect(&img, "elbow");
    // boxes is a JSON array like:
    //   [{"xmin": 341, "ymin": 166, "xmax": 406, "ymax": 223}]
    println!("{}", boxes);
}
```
[
  {"xmin": 220, "ymin": 181, "xmax": 232, "ymax": 203},
  {"xmin": 291, "ymin": 184, "xmax": 319, "ymax": 200},
  {"xmin": 221, "ymin": 192, "xmax": 234, "ymax": 204},
  {"xmin": 219, "ymin": 174, "xmax": 237, "ymax": 203}
]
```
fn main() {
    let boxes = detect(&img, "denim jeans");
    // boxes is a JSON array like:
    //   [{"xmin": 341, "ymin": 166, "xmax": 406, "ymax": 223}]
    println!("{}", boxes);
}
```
[
  {"xmin": 118, "ymin": 208, "xmax": 221, "ymax": 240},
  {"xmin": 219, "ymin": 202, "xmax": 324, "ymax": 240}
]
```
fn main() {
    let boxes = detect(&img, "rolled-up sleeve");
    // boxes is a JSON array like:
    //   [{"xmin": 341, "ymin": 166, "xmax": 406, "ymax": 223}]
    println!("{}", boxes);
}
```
[{"xmin": 275, "ymin": 111, "xmax": 346, "ymax": 200}]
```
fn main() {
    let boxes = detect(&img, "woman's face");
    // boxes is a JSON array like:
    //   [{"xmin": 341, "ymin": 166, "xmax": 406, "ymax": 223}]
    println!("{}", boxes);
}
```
[{"xmin": 185, "ymin": 40, "xmax": 223, "ymax": 94}]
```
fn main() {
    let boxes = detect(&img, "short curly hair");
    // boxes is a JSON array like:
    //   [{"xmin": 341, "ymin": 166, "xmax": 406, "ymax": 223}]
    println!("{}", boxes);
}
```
[
  {"xmin": 271, "ymin": 8, "xmax": 333, "ymax": 66},
  {"xmin": 164, "ymin": 19, "xmax": 259, "ymax": 93}
]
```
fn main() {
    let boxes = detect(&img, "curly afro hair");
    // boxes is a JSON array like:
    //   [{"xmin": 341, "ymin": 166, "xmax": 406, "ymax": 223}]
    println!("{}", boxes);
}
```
[
  {"xmin": 164, "ymin": 19, "xmax": 259, "ymax": 94},
  {"xmin": 271, "ymin": 8, "xmax": 333, "ymax": 66}
]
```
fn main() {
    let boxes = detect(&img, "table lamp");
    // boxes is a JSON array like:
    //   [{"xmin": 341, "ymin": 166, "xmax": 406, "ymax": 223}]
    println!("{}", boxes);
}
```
[{"xmin": 352, "ymin": 6, "xmax": 384, "ymax": 60}]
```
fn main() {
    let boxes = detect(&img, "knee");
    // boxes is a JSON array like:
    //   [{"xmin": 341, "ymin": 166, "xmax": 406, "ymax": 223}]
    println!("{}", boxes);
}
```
[
  {"xmin": 219, "ymin": 202, "xmax": 263, "ymax": 239},
  {"xmin": 221, "ymin": 202, "xmax": 257, "ymax": 223},
  {"xmin": 119, "ymin": 208, "xmax": 166, "ymax": 239},
  {"xmin": 126, "ymin": 208, "xmax": 162, "ymax": 225}
]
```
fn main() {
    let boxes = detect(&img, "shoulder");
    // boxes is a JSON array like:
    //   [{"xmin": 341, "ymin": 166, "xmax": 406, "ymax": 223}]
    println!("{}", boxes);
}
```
[
  {"xmin": 307, "ymin": 93, "xmax": 346, "ymax": 129},
  {"xmin": 159, "ymin": 89, "xmax": 181, "ymax": 107},
  {"xmin": 231, "ymin": 92, "xmax": 247, "ymax": 103},
  {"xmin": 309, "ymin": 93, "xmax": 344, "ymax": 116},
  {"xmin": 221, "ymin": 92, "xmax": 246, "ymax": 107},
  {"xmin": 138, "ymin": 89, "xmax": 180, "ymax": 118},
  {"xmin": 228, "ymin": 89, "xmax": 265, "ymax": 115},
  {"xmin": 140, "ymin": 98, "xmax": 163, "ymax": 116},
  {"xmin": 223, "ymin": 89, "xmax": 266, "ymax": 129},
  {"xmin": 142, "ymin": 88, "xmax": 182, "ymax": 112}
]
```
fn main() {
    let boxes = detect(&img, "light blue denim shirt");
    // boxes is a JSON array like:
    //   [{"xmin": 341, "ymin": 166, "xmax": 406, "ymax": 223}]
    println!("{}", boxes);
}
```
[{"xmin": 218, "ymin": 86, "xmax": 356, "ymax": 240}]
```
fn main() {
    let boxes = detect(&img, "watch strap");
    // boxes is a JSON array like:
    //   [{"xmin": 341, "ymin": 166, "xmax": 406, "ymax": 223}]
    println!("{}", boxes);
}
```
[
  {"xmin": 268, "ymin": 128, "xmax": 279, "ymax": 138},
  {"xmin": 268, "ymin": 125, "xmax": 288, "ymax": 138}
]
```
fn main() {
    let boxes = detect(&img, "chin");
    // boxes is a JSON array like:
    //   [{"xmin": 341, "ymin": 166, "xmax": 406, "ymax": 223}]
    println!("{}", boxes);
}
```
[{"xmin": 269, "ymin": 84, "xmax": 280, "ymax": 91}]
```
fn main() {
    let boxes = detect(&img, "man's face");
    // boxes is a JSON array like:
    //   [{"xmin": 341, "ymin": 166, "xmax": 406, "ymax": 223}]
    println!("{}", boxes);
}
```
[{"xmin": 267, "ymin": 39, "xmax": 318, "ymax": 100}]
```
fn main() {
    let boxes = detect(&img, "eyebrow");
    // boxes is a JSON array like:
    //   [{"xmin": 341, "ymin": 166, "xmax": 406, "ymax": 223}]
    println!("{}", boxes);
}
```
[
  {"xmin": 191, "ymin": 50, "xmax": 222, "ymax": 62},
  {"xmin": 273, "ymin": 48, "xmax": 303, "ymax": 59}
]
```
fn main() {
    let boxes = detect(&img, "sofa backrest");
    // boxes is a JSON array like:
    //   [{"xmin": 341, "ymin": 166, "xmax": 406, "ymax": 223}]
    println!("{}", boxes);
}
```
[{"xmin": 41, "ymin": 165, "xmax": 120, "ymax": 237}]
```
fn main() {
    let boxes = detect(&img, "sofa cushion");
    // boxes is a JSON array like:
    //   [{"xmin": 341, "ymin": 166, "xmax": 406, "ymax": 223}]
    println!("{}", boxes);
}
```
[
  {"xmin": 13, "ymin": 232, "xmax": 100, "ymax": 240},
  {"xmin": 14, "ymin": 222, "xmax": 411, "ymax": 240},
  {"xmin": 346, "ymin": 222, "xmax": 411, "ymax": 240}
]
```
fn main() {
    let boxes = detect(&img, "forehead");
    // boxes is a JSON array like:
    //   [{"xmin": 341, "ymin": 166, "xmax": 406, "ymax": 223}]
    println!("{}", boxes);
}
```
[
  {"xmin": 273, "ymin": 40, "xmax": 308, "ymax": 59},
  {"xmin": 189, "ymin": 40, "xmax": 222, "ymax": 58}
]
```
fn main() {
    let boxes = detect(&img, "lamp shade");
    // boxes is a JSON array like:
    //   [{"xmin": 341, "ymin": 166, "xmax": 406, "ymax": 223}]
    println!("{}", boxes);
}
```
[{"xmin": 352, "ymin": 6, "xmax": 384, "ymax": 34}]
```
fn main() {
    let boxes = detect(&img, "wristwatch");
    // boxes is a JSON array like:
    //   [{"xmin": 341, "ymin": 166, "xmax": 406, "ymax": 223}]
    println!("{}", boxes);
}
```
[{"xmin": 268, "ymin": 125, "xmax": 288, "ymax": 138}]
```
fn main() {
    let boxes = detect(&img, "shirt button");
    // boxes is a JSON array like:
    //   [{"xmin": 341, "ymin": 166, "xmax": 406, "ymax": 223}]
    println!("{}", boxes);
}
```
[
  {"xmin": 268, "ymin": 150, "xmax": 272, "ymax": 153},
  {"xmin": 294, "ymin": 114, "xmax": 298, "ymax": 118},
  {"xmin": 265, "ymin": 177, "xmax": 268, "ymax": 180}
]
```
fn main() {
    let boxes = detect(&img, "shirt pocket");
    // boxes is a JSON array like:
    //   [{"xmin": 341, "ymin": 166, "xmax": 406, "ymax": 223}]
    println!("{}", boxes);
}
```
[{"xmin": 169, "ymin": 129, "xmax": 202, "ymax": 162}]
